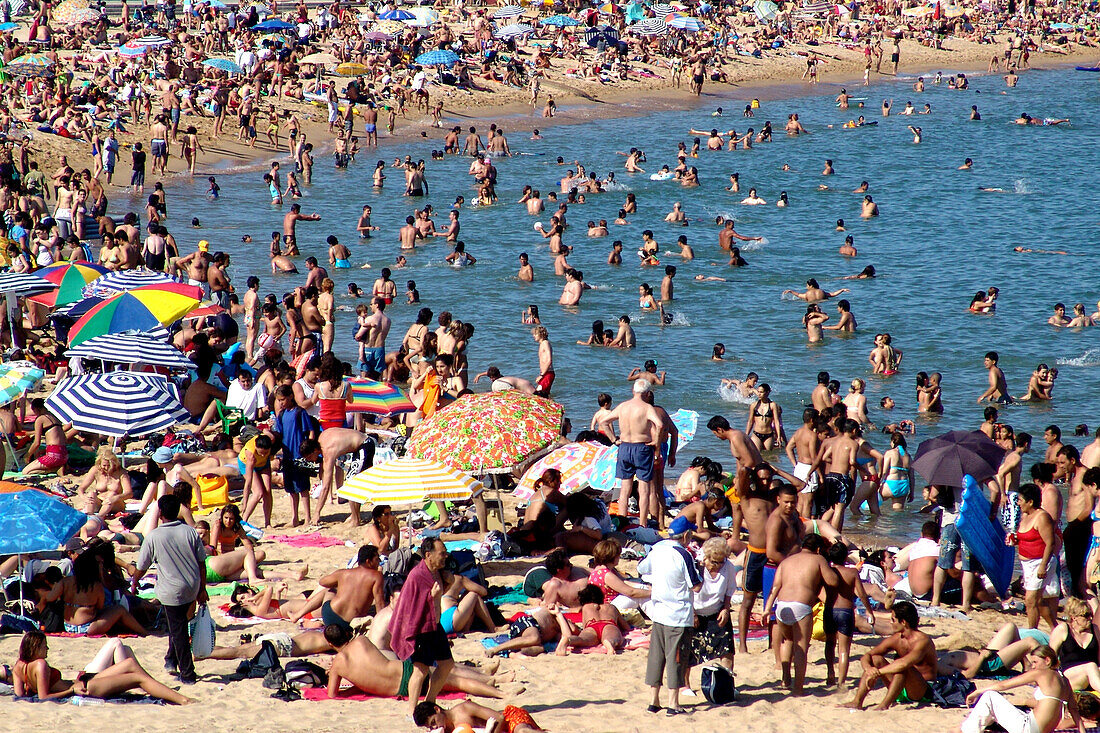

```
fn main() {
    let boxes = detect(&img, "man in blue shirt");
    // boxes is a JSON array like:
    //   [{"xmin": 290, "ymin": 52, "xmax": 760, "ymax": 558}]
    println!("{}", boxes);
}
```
[{"xmin": 272, "ymin": 384, "xmax": 319, "ymax": 526}]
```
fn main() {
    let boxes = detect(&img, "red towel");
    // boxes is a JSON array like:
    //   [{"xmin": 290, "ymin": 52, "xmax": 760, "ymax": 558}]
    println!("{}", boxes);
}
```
[{"xmin": 267, "ymin": 533, "xmax": 345, "ymax": 548}]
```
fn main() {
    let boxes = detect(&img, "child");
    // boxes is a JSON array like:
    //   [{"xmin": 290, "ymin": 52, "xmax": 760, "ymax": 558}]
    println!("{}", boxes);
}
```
[
  {"xmin": 272, "ymin": 385, "xmax": 320, "ymax": 527},
  {"xmin": 406, "ymin": 280, "xmax": 419, "ymax": 304},
  {"xmin": 522, "ymin": 305, "xmax": 540, "ymax": 325},
  {"xmin": 239, "ymin": 434, "xmax": 275, "ymax": 527},
  {"xmin": 263, "ymin": 173, "xmax": 282, "ymax": 205},
  {"xmin": 354, "ymin": 303, "xmax": 371, "ymax": 373},
  {"xmin": 284, "ymin": 171, "xmax": 302, "ymax": 199},
  {"xmin": 386, "ymin": 106, "xmax": 397, "ymax": 134},
  {"xmin": 431, "ymin": 100, "xmax": 443, "ymax": 128},
  {"xmin": 207, "ymin": 176, "xmax": 220, "ymax": 199},
  {"xmin": 130, "ymin": 142, "xmax": 146, "ymax": 193},
  {"xmin": 591, "ymin": 393, "xmax": 615, "ymax": 440}
]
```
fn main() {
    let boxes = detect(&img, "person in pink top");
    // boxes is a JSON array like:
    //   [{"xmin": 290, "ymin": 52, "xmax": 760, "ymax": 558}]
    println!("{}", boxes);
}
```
[{"xmin": 587, "ymin": 539, "xmax": 651, "ymax": 609}]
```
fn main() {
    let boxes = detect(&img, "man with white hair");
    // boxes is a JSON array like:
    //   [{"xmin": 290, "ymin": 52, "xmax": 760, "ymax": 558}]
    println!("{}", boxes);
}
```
[{"xmin": 598, "ymin": 380, "xmax": 665, "ymax": 527}]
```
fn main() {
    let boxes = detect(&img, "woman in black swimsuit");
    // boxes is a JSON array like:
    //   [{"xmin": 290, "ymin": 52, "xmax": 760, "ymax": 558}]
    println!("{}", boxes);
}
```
[{"xmin": 746, "ymin": 383, "xmax": 785, "ymax": 451}]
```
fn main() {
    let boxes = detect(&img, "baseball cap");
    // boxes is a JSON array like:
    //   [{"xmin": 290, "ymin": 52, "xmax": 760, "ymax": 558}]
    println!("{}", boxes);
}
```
[
  {"xmin": 198, "ymin": 240, "xmax": 210, "ymax": 251},
  {"xmin": 667, "ymin": 515, "xmax": 696, "ymax": 538}
]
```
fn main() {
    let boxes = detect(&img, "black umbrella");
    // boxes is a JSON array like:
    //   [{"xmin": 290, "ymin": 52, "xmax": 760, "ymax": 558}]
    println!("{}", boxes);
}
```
[{"xmin": 912, "ymin": 430, "xmax": 1006, "ymax": 487}]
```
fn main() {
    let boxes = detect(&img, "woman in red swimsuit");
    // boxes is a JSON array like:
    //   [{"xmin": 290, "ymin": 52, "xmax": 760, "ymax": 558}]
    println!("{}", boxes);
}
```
[{"xmin": 552, "ymin": 584, "xmax": 630, "ymax": 655}]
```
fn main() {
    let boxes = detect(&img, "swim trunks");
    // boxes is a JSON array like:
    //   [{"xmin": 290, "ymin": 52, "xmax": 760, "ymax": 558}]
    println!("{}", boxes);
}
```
[
  {"xmin": 337, "ymin": 440, "xmax": 375, "ymax": 480},
  {"xmin": 360, "ymin": 347, "xmax": 385, "ymax": 375},
  {"xmin": 364, "ymin": 123, "xmax": 376, "ymax": 133},
  {"xmin": 824, "ymin": 472, "xmax": 854, "ymax": 508},
  {"xmin": 65, "ymin": 621, "xmax": 92, "ymax": 634},
  {"xmin": 255, "ymin": 632, "xmax": 294, "ymax": 657},
  {"xmin": 410, "ymin": 627, "xmax": 453, "ymax": 666},
  {"xmin": 534, "ymin": 369, "xmax": 555, "ymax": 397},
  {"xmin": 793, "ymin": 462, "xmax": 819, "ymax": 495},
  {"xmin": 151, "ymin": 139, "xmax": 167, "ymax": 158},
  {"xmin": 509, "ymin": 613, "xmax": 541, "ymax": 638},
  {"xmin": 824, "ymin": 606, "xmax": 856, "ymax": 637},
  {"xmin": 321, "ymin": 600, "xmax": 353, "ymax": 633},
  {"xmin": 398, "ymin": 659, "xmax": 414, "ymax": 697},
  {"xmin": 744, "ymin": 549, "xmax": 767, "ymax": 593},
  {"xmin": 440, "ymin": 605, "xmax": 458, "ymax": 635},
  {"xmin": 502, "ymin": 705, "xmax": 542, "ymax": 733},
  {"xmin": 775, "ymin": 600, "xmax": 813, "ymax": 625},
  {"xmin": 615, "ymin": 442, "xmax": 655, "ymax": 483}
]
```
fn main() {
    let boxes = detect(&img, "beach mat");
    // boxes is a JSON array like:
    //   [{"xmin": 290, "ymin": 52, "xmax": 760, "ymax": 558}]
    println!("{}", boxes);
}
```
[
  {"xmin": 268, "ymin": 532, "xmax": 347, "ymax": 548},
  {"xmin": 487, "ymin": 584, "xmax": 528, "ymax": 606},
  {"xmin": 302, "ymin": 687, "xmax": 466, "ymax": 702}
]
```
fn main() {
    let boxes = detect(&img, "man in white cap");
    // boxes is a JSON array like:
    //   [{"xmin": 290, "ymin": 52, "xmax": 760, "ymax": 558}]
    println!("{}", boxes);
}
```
[{"xmin": 638, "ymin": 514, "xmax": 701, "ymax": 716}]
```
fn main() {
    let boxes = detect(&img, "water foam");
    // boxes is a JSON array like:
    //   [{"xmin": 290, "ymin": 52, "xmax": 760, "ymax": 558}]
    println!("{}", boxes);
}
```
[
  {"xmin": 717, "ymin": 384, "xmax": 757, "ymax": 404},
  {"xmin": 1056, "ymin": 349, "xmax": 1100, "ymax": 367}
]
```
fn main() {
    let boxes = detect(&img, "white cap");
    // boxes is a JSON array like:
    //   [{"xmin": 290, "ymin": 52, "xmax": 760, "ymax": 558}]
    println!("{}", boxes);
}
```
[{"xmin": 632, "ymin": 380, "xmax": 651, "ymax": 395}]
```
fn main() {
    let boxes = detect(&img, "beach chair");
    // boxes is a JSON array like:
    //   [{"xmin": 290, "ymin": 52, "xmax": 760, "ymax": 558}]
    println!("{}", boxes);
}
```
[{"xmin": 215, "ymin": 400, "xmax": 246, "ymax": 436}]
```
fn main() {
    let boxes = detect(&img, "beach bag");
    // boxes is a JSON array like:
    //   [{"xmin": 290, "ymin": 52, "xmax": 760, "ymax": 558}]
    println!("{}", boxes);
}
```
[
  {"xmin": 928, "ymin": 671, "xmax": 975, "ymax": 708},
  {"xmin": 194, "ymin": 474, "xmax": 230, "ymax": 509},
  {"xmin": 190, "ymin": 604, "xmax": 216, "ymax": 659},
  {"xmin": 283, "ymin": 659, "xmax": 328, "ymax": 689},
  {"xmin": 700, "ymin": 664, "xmax": 736, "ymax": 705},
  {"xmin": 449, "ymin": 549, "xmax": 486, "ymax": 588},
  {"xmin": 236, "ymin": 639, "xmax": 280, "ymax": 679},
  {"xmin": 476, "ymin": 530, "xmax": 506, "ymax": 562}
]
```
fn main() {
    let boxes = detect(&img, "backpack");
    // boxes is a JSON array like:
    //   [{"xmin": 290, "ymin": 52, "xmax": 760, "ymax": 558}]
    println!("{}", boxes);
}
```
[
  {"xmin": 283, "ymin": 659, "xmax": 328, "ymax": 689},
  {"xmin": 700, "ymin": 664, "xmax": 737, "ymax": 705},
  {"xmin": 928, "ymin": 671, "xmax": 975, "ymax": 708},
  {"xmin": 448, "ymin": 549, "xmax": 486, "ymax": 588},
  {"xmin": 235, "ymin": 639, "xmax": 280, "ymax": 679}
]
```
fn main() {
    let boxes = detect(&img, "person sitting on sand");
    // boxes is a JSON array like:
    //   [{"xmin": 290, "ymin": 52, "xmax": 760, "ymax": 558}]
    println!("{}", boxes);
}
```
[
  {"xmin": 325, "ymin": 624, "xmax": 511, "ymax": 699},
  {"xmin": 960, "ymin": 644, "xmax": 1082, "ymax": 733},
  {"xmin": 551, "ymin": 583, "xmax": 631, "ymax": 656},
  {"xmin": 937, "ymin": 621, "xmax": 1049, "ymax": 680},
  {"xmin": 12, "ymin": 632, "xmax": 192, "ymax": 704},
  {"xmin": 414, "ymin": 700, "xmax": 543, "ymax": 733},
  {"xmin": 840, "ymin": 600, "xmax": 937, "ymax": 710}
]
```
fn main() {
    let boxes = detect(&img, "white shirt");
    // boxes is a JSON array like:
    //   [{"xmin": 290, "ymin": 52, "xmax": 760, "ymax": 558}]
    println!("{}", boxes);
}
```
[
  {"xmin": 637, "ymin": 539, "xmax": 700, "ymax": 628},
  {"xmin": 692, "ymin": 558, "xmax": 737, "ymax": 616},
  {"xmin": 412, "ymin": 70, "xmax": 428, "ymax": 91},
  {"xmin": 226, "ymin": 380, "xmax": 268, "ymax": 419}
]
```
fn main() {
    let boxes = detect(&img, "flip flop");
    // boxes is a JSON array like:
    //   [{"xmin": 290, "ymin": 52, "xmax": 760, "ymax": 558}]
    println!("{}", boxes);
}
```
[
  {"xmin": 666, "ymin": 707, "xmax": 686, "ymax": 717},
  {"xmin": 646, "ymin": 705, "xmax": 662, "ymax": 714}
]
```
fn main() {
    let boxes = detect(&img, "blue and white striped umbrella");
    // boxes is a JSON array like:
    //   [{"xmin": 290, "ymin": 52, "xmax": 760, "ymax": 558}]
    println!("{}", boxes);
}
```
[
  {"xmin": 650, "ymin": 3, "xmax": 676, "ymax": 15},
  {"xmin": 133, "ymin": 34, "xmax": 172, "ymax": 46},
  {"xmin": 81, "ymin": 270, "xmax": 180, "ymax": 299},
  {"xmin": 378, "ymin": 8, "xmax": 415, "ymax": 20},
  {"xmin": 633, "ymin": 16, "xmax": 669, "ymax": 34},
  {"xmin": 45, "ymin": 372, "xmax": 189, "ymax": 437},
  {"xmin": 0, "ymin": 272, "xmax": 57, "ymax": 296},
  {"xmin": 493, "ymin": 5, "xmax": 525, "ymax": 18},
  {"xmin": 668, "ymin": 14, "xmax": 704, "ymax": 30},
  {"xmin": 494, "ymin": 22, "xmax": 534, "ymax": 39},
  {"xmin": 415, "ymin": 49, "xmax": 459, "ymax": 66},
  {"xmin": 64, "ymin": 333, "xmax": 194, "ymax": 369}
]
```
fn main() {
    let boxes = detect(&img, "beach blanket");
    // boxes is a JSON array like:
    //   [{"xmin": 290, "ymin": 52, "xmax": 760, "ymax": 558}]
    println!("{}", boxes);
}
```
[
  {"xmin": 480, "ymin": 627, "xmax": 652, "ymax": 656},
  {"xmin": 268, "ymin": 532, "xmax": 346, "ymax": 548},
  {"xmin": 302, "ymin": 687, "xmax": 466, "ymax": 702},
  {"xmin": 444, "ymin": 539, "xmax": 481, "ymax": 552},
  {"xmin": 14, "ymin": 693, "xmax": 165, "ymax": 705},
  {"xmin": 487, "ymin": 584, "xmax": 528, "ymax": 606},
  {"xmin": 215, "ymin": 603, "xmax": 273, "ymax": 626}
]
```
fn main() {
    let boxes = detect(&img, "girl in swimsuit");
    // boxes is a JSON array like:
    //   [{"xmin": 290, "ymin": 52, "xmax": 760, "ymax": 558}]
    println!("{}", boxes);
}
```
[
  {"xmin": 746, "ymin": 383, "xmax": 784, "ymax": 451},
  {"xmin": 880, "ymin": 433, "xmax": 913, "ymax": 509},
  {"xmin": 438, "ymin": 569, "xmax": 497, "ymax": 635},
  {"xmin": 552, "ymin": 583, "xmax": 629, "ymax": 655},
  {"xmin": 13, "ymin": 632, "xmax": 193, "ymax": 704}
]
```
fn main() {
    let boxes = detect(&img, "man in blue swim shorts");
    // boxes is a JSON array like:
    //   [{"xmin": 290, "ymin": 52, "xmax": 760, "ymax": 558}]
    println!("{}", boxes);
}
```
[
  {"xmin": 356, "ymin": 297, "xmax": 391, "ymax": 377},
  {"xmin": 598, "ymin": 380, "xmax": 664, "ymax": 528}
]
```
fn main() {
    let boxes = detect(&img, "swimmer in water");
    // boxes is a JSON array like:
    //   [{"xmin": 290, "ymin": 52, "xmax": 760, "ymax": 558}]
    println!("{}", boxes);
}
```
[
  {"xmin": 1015, "ymin": 113, "xmax": 1069, "ymax": 126},
  {"xmin": 721, "ymin": 371, "xmax": 759, "ymax": 398},
  {"xmin": 783, "ymin": 278, "xmax": 849, "ymax": 303},
  {"xmin": 1047, "ymin": 302, "xmax": 1070, "ymax": 328},
  {"xmin": 777, "ymin": 192, "xmax": 789, "ymax": 207},
  {"xmin": 840, "ymin": 265, "xmax": 876, "ymax": 280},
  {"xmin": 959, "ymin": 158, "xmax": 973, "ymax": 170},
  {"xmin": 1068, "ymin": 303, "xmax": 1092, "ymax": 328},
  {"xmin": 907, "ymin": 125, "xmax": 922, "ymax": 143},
  {"xmin": 741, "ymin": 188, "xmax": 766, "ymax": 205},
  {"xmin": 839, "ymin": 235, "xmax": 857, "ymax": 257},
  {"xmin": 1014, "ymin": 246, "xmax": 1071, "ymax": 254},
  {"xmin": 836, "ymin": 219, "xmax": 846, "ymax": 231},
  {"xmin": 712, "ymin": 343, "xmax": 726, "ymax": 360},
  {"xmin": 861, "ymin": 195, "xmax": 879, "ymax": 218},
  {"xmin": 803, "ymin": 304, "xmax": 829, "ymax": 343}
]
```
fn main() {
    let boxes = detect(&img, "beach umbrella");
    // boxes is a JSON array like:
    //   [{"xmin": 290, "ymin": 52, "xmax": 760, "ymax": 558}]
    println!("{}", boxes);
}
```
[
  {"xmin": 378, "ymin": 7, "xmax": 415, "ymax": 20},
  {"xmin": 298, "ymin": 51, "xmax": 338, "ymax": 65},
  {"xmin": 0, "ymin": 272, "xmax": 57, "ymax": 296},
  {"xmin": 118, "ymin": 42, "xmax": 148, "ymax": 56},
  {"xmin": 598, "ymin": 2, "xmax": 621, "ymax": 14},
  {"xmin": 363, "ymin": 31, "xmax": 394, "ymax": 41},
  {"xmin": 0, "ymin": 362, "xmax": 44, "ymax": 407},
  {"xmin": 407, "ymin": 7, "xmax": 440, "ymax": 26},
  {"xmin": 253, "ymin": 19, "xmax": 295, "ymax": 31},
  {"xmin": 247, "ymin": 3, "xmax": 271, "ymax": 17},
  {"xmin": 183, "ymin": 303, "xmax": 225, "ymax": 320},
  {"xmin": 754, "ymin": 0, "xmax": 779, "ymax": 19},
  {"xmin": 45, "ymin": 372, "xmax": 188, "ymax": 437},
  {"xmin": 56, "ymin": 6, "xmax": 100, "ymax": 24},
  {"xmin": 415, "ymin": 49, "xmax": 460, "ymax": 66},
  {"xmin": 912, "ymin": 430, "xmax": 1006, "ymax": 487},
  {"xmin": 521, "ymin": 0, "xmax": 559, "ymax": 7},
  {"xmin": 337, "ymin": 457, "xmax": 479, "ymax": 506},
  {"xmin": 64, "ymin": 333, "xmax": 195, "ymax": 369},
  {"xmin": 668, "ymin": 14, "xmax": 704, "ymax": 30},
  {"xmin": 81, "ymin": 270, "xmax": 182, "ymax": 299},
  {"xmin": 133, "ymin": 34, "xmax": 172, "ymax": 46},
  {"xmin": 27, "ymin": 262, "xmax": 108, "ymax": 308},
  {"xmin": 370, "ymin": 19, "xmax": 406, "ymax": 35},
  {"xmin": 633, "ymin": 17, "xmax": 669, "ymax": 35},
  {"xmin": 0, "ymin": 483, "xmax": 87, "ymax": 555},
  {"xmin": 6, "ymin": 53, "xmax": 53, "ymax": 78},
  {"xmin": 334, "ymin": 62, "xmax": 369, "ymax": 76},
  {"xmin": 493, "ymin": 5, "xmax": 525, "ymax": 19},
  {"xmin": 406, "ymin": 391, "xmax": 563, "ymax": 474},
  {"xmin": 624, "ymin": 2, "xmax": 646, "ymax": 22},
  {"xmin": 514, "ymin": 441, "xmax": 610, "ymax": 499},
  {"xmin": 263, "ymin": 33, "xmax": 293, "ymax": 46},
  {"xmin": 203, "ymin": 57, "xmax": 243, "ymax": 73},
  {"xmin": 346, "ymin": 378, "xmax": 416, "ymax": 415},
  {"xmin": 542, "ymin": 13, "xmax": 581, "ymax": 26},
  {"xmin": 67, "ymin": 284, "xmax": 201, "ymax": 347},
  {"xmin": 650, "ymin": 2, "xmax": 676, "ymax": 14},
  {"xmin": 583, "ymin": 25, "xmax": 619, "ymax": 46},
  {"xmin": 494, "ymin": 22, "xmax": 535, "ymax": 39},
  {"xmin": 0, "ymin": 22, "xmax": 19, "ymax": 31}
]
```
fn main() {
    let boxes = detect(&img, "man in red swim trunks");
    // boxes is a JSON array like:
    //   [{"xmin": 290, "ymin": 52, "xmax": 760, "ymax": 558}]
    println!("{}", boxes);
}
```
[
  {"xmin": 532, "ymin": 326, "xmax": 554, "ymax": 397},
  {"xmin": 22, "ymin": 398, "xmax": 69, "ymax": 475}
]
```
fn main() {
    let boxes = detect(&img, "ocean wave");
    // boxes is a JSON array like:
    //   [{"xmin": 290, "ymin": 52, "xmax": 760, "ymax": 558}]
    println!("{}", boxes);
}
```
[
  {"xmin": 738, "ymin": 236, "xmax": 768, "ymax": 252},
  {"xmin": 717, "ymin": 384, "xmax": 756, "ymax": 404},
  {"xmin": 1056, "ymin": 348, "xmax": 1100, "ymax": 367},
  {"xmin": 1014, "ymin": 179, "xmax": 1033, "ymax": 194}
]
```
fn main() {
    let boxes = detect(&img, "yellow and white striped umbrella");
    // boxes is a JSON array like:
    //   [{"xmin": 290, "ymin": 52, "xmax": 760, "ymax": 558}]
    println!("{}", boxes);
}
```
[{"xmin": 336, "ymin": 457, "xmax": 480, "ymax": 506}]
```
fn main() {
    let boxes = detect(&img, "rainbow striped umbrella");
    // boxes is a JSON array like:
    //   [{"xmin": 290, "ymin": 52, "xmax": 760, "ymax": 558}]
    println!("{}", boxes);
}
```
[
  {"xmin": 405, "ymin": 390, "xmax": 563, "ymax": 474},
  {"xmin": 337, "ymin": 457, "xmax": 479, "ymax": 505},
  {"xmin": 514, "ymin": 441, "xmax": 608, "ymax": 499},
  {"xmin": 67, "ymin": 284, "xmax": 201, "ymax": 346},
  {"xmin": 347, "ymin": 378, "xmax": 415, "ymax": 415},
  {"xmin": 0, "ymin": 362, "xmax": 44, "ymax": 407},
  {"xmin": 28, "ymin": 262, "xmax": 108, "ymax": 308},
  {"xmin": 7, "ymin": 53, "xmax": 53, "ymax": 78}
]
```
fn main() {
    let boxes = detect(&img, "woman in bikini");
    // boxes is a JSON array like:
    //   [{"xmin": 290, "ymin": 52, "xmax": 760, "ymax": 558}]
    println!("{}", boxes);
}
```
[
  {"xmin": 76, "ymin": 447, "xmax": 133, "ymax": 539},
  {"xmin": 226, "ymin": 582, "xmax": 317, "ymax": 622},
  {"xmin": 13, "ymin": 632, "xmax": 192, "ymax": 704},
  {"xmin": 961, "ymin": 645, "xmax": 1081, "ymax": 733},
  {"xmin": 98, "ymin": 232, "xmax": 125, "ymax": 271},
  {"xmin": 58, "ymin": 551, "xmax": 148, "ymax": 636},
  {"xmin": 372, "ymin": 267, "xmax": 398, "ymax": 304},
  {"xmin": 438, "ymin": 569, "xmax": 498, "ymax": 636},
  {"xmin": 879, "ymin": 433, "xmax": 913, "ymax": 510},
  {"xmin": 402, "ymin": 307, "xmax": 433, "ymax": 373},
  {"xmin": 552, "ymin": 583, "xmax": 630, "ymax": 655},
  {"xmin": 315, "ymin": 354, "xmax": 351, "ymax": 431},
  {"xmin": 202, "ymin": 506, "xmax": 308, "ymax": 586},
  {"xmin": 746, "ymin": 383, "xmax": 784, "ymax": 451}
]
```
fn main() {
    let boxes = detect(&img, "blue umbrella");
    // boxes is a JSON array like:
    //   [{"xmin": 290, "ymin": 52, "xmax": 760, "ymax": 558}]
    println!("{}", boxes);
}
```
[
  {"xmin": 542, "ymin": 13, "xmax": 581, "ymax": 26},
  {"xmin": 0, "ymin": 22, "xmax": 19, "ymax": 31},
  {"xmin": 583, "ymin": 25, "xmax": 619, "ymax": 46},
  {"xmin": 253, "ymin": 19, "xmax": 294, "ymax": 31},
  {"xmin": 415, "ymin": 49, "xmax": 460, "ymax": 65},
  {"xmin": 203, "ymin": 57, "xmax": 243, "ymax": 73},
  {"xmin": 0, "ymin": 484, "xmax": 87, "ymax": 555},
  {"xmin": 378, "ymin": 8, "xmax": 415, "ymax": 20}
]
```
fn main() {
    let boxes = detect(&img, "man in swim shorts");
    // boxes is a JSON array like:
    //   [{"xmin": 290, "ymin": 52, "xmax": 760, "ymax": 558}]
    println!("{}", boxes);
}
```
[
  {"xmin": 841, "ymin": 601, "xmax": 938, "ymax": 711},
  {"xmin": 818, "ymin": 418, "xmax": 859, "ymax": 530},
  {"xmin": 317, "ymin": 545, "xmax": 384, "ymax": 633},
  {"xmin": 764, "ymin": 533, "xmax": 837, "ymax": 696},
  {"xmin": 598, "ymin": 380, "xmax": 664, "ymax": 526},
  {"xmin": 787, "ymin": 407, "xmax": 822, "ymax": 516}
]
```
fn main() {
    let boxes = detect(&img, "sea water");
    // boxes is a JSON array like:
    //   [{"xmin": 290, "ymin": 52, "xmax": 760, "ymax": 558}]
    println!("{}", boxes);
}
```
[{"xmin": 142, "ymin": 67, "xmax": 1096, "ymax": 541}]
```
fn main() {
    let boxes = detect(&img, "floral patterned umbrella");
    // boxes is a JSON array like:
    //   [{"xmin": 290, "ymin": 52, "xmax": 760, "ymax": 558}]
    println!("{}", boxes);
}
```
[
  {"xmin": 405, "ymin": 391, "xmax": 563, "ymax": 474},
  {"xmin": 514, "ymin": 441, "xmax": 612, "ymax": 500}
]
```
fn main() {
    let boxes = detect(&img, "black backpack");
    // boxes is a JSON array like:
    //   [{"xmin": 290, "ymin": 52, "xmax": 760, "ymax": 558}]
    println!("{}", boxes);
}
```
[
  {"xmin": 236, "ymin": 639, "xmax": 280, "ymax": 679},
  {"xmin": 284, "ymin": 660, "xmax": 328, "ymax": 689},
  {"xmin": 700, "ymin": 664, "xmax": 737, "ymax": 705}
]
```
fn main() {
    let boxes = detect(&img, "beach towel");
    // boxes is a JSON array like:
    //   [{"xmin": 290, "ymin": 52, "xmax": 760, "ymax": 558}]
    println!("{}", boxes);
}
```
[
  {"xmin": 301, "ymin": 687, "xmax": 466, "ymax": 702},
  {"xmin": 215, "ymin": 603, "xmax": 274, "ymax": 625},
  {"xmin": 268, "ymin": 532, "xmax": 346, "ymax": 548},
  {"xmin": 481, "ymin": 627, "xmax": 651, "ymax": 656},
  {"xmin": 444, "ymin": 539, "xmax": 481, "ymax": 552},
  {"xmin": 487, "ymin": 583, "xmax": 528, "ymax": 606}
]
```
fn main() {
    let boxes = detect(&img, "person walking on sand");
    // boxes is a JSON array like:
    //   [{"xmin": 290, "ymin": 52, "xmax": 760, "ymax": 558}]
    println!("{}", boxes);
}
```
[{"xmin": 131, "ymin": 495, "xmax": 207, "ymax": 685}]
